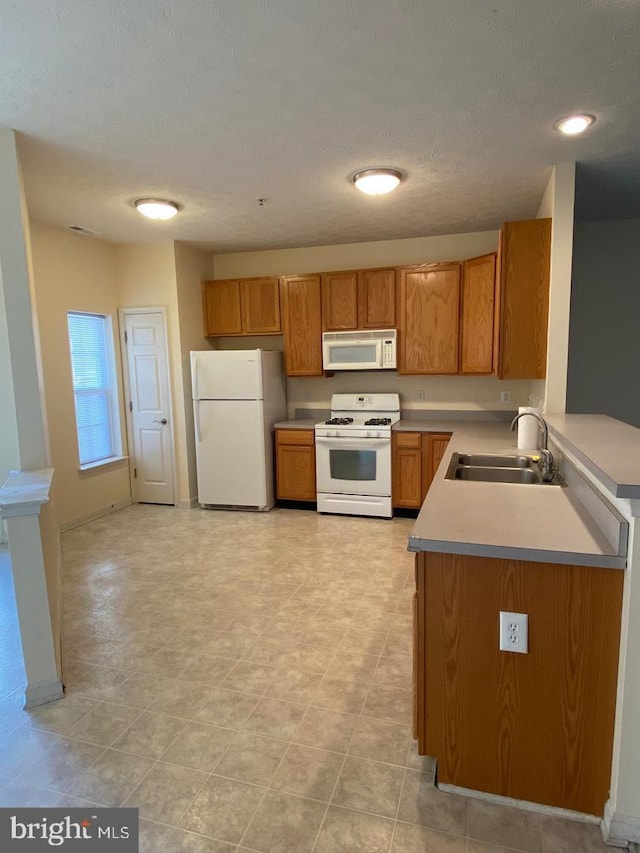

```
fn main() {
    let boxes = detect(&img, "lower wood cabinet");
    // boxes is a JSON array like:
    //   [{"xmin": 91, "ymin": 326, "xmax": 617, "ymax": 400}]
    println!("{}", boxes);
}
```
[
  {"xmin": 275, "ymin": 429, "xmax": 316, "ymax": 501},
  {"xmin": 392, "ymin": 431, "xmax": 451, "ymax": 508},
  {"xmin": 414, "ymin": 550, "xmax": 624, "ymax": 816}
]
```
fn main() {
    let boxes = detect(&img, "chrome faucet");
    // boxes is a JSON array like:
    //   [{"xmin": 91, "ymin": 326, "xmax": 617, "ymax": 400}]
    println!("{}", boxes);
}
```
[{"xmin": 510, "ymin": 412, "xmax": 555, "ymax": 482}]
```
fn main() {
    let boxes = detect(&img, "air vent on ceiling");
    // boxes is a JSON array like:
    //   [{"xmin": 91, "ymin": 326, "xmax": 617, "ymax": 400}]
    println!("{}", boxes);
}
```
[{"xmin": 66, "ymin": 225, "xmax": 94, "ymax": 236}]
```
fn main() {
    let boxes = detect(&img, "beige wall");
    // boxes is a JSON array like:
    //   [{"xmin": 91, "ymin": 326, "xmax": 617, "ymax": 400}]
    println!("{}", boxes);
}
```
[
  {"xmin": 174, "ymin": 242, "xmax": 212, "ymax": 504},
  {"xmin": 0, "ymin": 279, "xmax": 20, "ymax": 491},
  {"xmin": 115, "ymin": 242, "xmax": 204, "ymax": 507},
  {"xmin": 211, "ymin": 229, "xmax": 534, "ymax": 415},
  {"xmin": 29, "ymin": 222, "xmax": 131, "ymax": 529},
  {"xmin": 212, "ymin": 229, "xmax": 499, "ymax": 278},
  {"xmin": 537, "ymin": 162, "xmax": 576, "ymax": 414}
]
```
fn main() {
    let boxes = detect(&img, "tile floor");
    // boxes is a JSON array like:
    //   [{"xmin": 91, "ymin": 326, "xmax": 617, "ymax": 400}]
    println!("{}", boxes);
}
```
[{"xmin": 0, "ymin": 505, "xmax": 625, "ymax": 852}]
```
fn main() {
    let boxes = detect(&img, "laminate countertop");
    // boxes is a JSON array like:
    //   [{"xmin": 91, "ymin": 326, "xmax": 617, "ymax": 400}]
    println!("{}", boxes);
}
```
[
  {"xmin": 408, "ymin": 420, "xmax": 630, "ymax": 569},
  {"xmin": 274, "ymin": 420, "xmax": 318, "ymax": 430}
]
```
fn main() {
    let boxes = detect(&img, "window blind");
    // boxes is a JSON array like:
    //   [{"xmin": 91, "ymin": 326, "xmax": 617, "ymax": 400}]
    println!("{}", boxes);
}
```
[{"xmin": 67, "ymin": 312, "xmax": 115, "ymax": 465}]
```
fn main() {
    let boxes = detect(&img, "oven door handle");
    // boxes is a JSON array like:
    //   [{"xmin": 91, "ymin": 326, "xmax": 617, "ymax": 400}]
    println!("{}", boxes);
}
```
[{"xmin": 315, "ymin": 436, "xmax": 391, "ymax": 446}]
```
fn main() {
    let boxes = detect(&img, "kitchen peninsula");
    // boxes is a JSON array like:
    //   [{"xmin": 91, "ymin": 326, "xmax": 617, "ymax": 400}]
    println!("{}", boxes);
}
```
[{"xmin": 407, "ymin": 414, "xmax": 639, "ymax": 821}]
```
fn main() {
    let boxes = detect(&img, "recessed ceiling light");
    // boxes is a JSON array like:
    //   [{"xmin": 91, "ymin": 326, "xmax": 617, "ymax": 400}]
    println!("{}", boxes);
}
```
[
  {"xmin": 353, "ymin": 169, "xmax": 403, "ymax": 195},
  {"xmin": 555, "ymin": 114, "xmax": 596, "ymax": 136},
  {"xmin": 134, "ymin": 198, "xmax": 180, "ymax": 220}
]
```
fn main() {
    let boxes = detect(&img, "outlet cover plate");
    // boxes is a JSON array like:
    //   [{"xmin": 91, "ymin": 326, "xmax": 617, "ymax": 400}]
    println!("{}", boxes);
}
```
[{"xmin": 499, "ymin": 611, "xmax": 528, "ymax": 654}]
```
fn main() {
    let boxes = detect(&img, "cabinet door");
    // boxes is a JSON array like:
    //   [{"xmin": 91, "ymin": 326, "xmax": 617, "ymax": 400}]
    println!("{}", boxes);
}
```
[
  {"xmin": 241, "ymin": 277, "xmax": 281, "ymax": 334},
  {"xmin": 321, "ymin": 272, "xmax": 358, "ymax": 330},
  {"xmin": 276, "ymin": 430, "xmax": 317, "ymax": 501},
  {"xmin": 461, "ymin": 254, "xmax": 496, "ymax": 374},
  {"xmin": 421, "ymin": 433, "xmax": 452, "ymax": 500},
  {"xmin": 358, "ymin": 268, "xmax": 396, "ymax": 328},
  {"xmin": 281, "ymin": 275, "xmax": 323, "ymax": 376},
  {"xmin": 202, "ymin": 280, "xmax": 243, "ymax": 336},
  {"xmin": 498, "ymin": 218, "xmax": 551, "ymax": 379},
  {"xmin": 392, "ymin": 433, "xmax": 423, "ymax": 508},
  {"xmin": 398, "ymin": 264, "xmax": 460, "ymax": 374}
]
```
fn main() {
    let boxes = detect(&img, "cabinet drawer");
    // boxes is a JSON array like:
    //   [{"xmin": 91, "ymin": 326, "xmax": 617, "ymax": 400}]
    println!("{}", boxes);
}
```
[
  {"xmin": 394, "ymin": 431, "xmax": 422, "ymax": 449},
  {"xmin": 276, "ymin": 429, "xmax": 315, "ymax": 447}
]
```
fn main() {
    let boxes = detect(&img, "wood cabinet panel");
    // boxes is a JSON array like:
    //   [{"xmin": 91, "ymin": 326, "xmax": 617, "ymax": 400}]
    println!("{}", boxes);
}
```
[
  {"xmin": 417, "ymin": 551, "xmax": 623, "ymax": 815},
  {"xmin": 429, "ymin": 434, "xmax": 452, "ymax": 483},
  {"xmin": 498, "ymin": 218, "xmax": 551, "ymax": 379},
  {"xmin": 394, "ymin": 431, "xmax": 422, "ymax": 449},
  {"xmin": 398, "ymin": 263, "xmax": 461, "ymax": 374},
  {"xmin": 202, "ymin": 280, "xmax": 243, "ymax": 336},
  {"xmin": 321, "ymin": 271, "xmax": 358, "ymax": 330},
  {"xmin": 276, "ymin": 429, "xmax": 316, "ymax": 501},
  {"xmin": 241, "ymin": 277, "xmax": 281, "ymax": 334},
  {"xmin": 276, "ymin": 429, "xmax": 315, "ymax": 446},
  {"xmin": 412, "ymin": 590, "xmax": 419, "ymax": 741},
  {"xmin": 392, "ymin": 433, "xmax": 423, "ymax": 508},
  {"xmin": 393, "ymin": 432, "xmax": 451, "ymax": 509},
  {"xmin": 358, "ymin": 268, "xmax": 396, "ymax": 328},
  {"xmin": 281, "ymin": 275, "xmax": 323, "ymax": 376},
  {"xmin": 461, "ymin": 253, "xmax": 497, "ymax": 374},
  {"xmin": 204, "ymin": 277, "xmax": 280, "ymax": 336}
]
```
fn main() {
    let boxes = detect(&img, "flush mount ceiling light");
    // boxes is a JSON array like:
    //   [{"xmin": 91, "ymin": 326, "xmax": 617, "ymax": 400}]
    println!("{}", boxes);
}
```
[
  {"xmin": 555, "ymin": 114, "xmax": 596, "ymax": 136},
  {"xmin": 353, "ymin": 168, "xmax": 403, "ymax": 195},
  {"xmin": 134, "ymin": 198, "xmax": 180, "ymax": 220}
]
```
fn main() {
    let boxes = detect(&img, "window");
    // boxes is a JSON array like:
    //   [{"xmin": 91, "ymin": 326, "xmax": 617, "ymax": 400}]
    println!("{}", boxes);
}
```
[{"xmin": 67, "ymin": 311, "xmax": 121, "ymax": 467}]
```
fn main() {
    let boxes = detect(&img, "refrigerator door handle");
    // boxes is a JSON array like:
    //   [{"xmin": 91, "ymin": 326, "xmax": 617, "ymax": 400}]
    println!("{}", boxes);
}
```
[
  {"xmin": 195, "ymin": 400, "xmax": 202, "ymax": 442},
  {"xmin": 193, "ymin": 356, "xmax": 199, "ymax": 400}
]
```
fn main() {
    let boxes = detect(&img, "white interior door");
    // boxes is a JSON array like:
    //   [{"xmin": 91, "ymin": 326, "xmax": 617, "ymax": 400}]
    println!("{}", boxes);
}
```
[{"xmin": 122, "ymin": 310, "xmax": 175, "ymax": 504}]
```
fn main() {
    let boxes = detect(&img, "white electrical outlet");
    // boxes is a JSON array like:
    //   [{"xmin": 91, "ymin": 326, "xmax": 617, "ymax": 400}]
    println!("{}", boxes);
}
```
[
  {"xmin": 418, "ymin": 390, "xmax": 425, "ymax": 402},
  {"xmin": 499, "ymin": 611, "xmax": 528, "ymax": 654},
  {"xmin": 500, "ymin": 391, "xmax": 511, "ymax": 403}
]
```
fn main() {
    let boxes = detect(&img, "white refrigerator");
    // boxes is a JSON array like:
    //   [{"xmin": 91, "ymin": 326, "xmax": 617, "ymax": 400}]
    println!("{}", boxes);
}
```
[{"xmin": 191, "ymin": 349, "xmax": 286, "ymax": 510}]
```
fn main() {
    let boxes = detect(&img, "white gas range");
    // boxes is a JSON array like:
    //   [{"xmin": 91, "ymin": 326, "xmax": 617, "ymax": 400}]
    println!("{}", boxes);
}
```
[{"xmin": 315, "ymin": 393, "xmax": 400, "ymax": 518}]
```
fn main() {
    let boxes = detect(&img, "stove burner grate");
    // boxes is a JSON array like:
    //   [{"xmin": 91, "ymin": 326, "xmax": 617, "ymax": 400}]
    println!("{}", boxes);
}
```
[{"xmin": 325, "ymin": 417, "xmax": 354, "ymax": 425}]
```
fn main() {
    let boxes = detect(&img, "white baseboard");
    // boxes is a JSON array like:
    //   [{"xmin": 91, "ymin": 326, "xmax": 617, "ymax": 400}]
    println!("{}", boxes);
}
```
[
  {"xmin": 438, "ymin": 782, "xmax": 600, "ymax": 824},
  {"xmin": 24, "ymin": 678, "xmax": 64, "ymax": 708},
  {"xmin": 177, "ymin": 496, "xmax": 199, "ymax": 509},
  {"xmin": 60, "ymin": 496, "xmax": 133, "ymax": 532},
  {"xmin": 602, "ymin": 799, "xmax": 640, "ymax": 846}
]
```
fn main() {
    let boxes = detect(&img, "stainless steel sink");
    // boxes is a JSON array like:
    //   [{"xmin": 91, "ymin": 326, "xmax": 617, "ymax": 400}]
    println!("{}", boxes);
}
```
[
  {"xmin": 444, "ymin": 451, "xmax": 564, "ymax": 486},
  {"xmin": 452, "ymin": 467, "xmax": 540, "ymax": 484},
  {"xmin": 455, "ymin": 453, "xmax": 533, "ymax": 468}
]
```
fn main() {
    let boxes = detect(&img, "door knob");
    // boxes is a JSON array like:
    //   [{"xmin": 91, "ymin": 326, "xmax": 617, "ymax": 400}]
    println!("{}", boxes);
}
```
[{"xmin": 153, "ymin": 418, "xmax": 168, "ymax": 425}]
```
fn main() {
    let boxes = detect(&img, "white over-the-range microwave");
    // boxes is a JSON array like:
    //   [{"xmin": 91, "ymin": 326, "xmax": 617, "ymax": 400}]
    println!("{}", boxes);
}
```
[{"xmin": 322, "ymin": 329, "xmax": 397, "ymax": 371}]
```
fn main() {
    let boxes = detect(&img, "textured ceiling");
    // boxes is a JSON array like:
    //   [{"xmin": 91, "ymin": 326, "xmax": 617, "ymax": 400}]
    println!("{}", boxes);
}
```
[{"xmin": 1, "ymin": 0, "xmax": 639, "ymax": 252}]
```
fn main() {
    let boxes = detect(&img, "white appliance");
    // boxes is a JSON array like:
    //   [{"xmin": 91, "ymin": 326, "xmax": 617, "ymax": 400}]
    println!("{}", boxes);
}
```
[
  {"xmin": 322, "ymin": 329, "xmax": 397, "ymax": 371},
  {"xmin": 315, "ymin": 393, "xmax": 400, "ymax": 518},
  {"xmin": 191, "ymin": 349, "xmax": 286, "ymax": 510}
]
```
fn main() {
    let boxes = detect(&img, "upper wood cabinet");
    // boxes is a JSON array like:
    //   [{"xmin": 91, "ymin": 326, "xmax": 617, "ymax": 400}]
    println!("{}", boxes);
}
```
[
  {"xmin": 321, "ymin": 268, "xmax": 396, "ymax": 331},
  {"xmin": 497, "ymin": 218, "xmax": 551, "ymax": 379},
  {"xmin": 203, "ymin": 280, "xmax": 243, "ymax": 336},
  {"xmin": 321, "ymin": 271, "xmax": 358, "ymax": 330},
  {"xmin": 280, "ymin": 274, "xmax": 323, "ymax": 376},
  {"xmin": 241, "ymin": 277, "xmax": 281, "ymax": 334},
  {"xmin": 398, "ymin": 263, "xmax": 461, "ymax": 374},
  {"xmin": 203, "ymin": 277, "xmax": 281, "ymax": 336},
  {"xmin": 461, "ymin": 253, "xmax": 497, "ymax": 374},
  {"xmin": 358, "ymin": 268, "xmax": 396, "ymax": 328}
]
